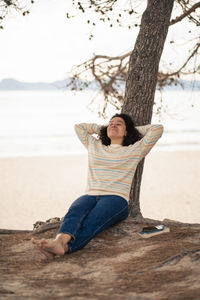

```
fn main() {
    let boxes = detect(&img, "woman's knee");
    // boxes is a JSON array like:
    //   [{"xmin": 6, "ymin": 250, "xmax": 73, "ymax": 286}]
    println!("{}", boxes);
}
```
[{"xmin": 68, "ymin": 194, "xmax": 96, "ymax": 210}]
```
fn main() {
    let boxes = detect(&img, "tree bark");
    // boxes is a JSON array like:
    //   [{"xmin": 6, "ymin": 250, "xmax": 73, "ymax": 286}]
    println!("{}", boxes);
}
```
[{"xmin": 122, "ymin": 0, "xmax": 174, "ymax": 218}]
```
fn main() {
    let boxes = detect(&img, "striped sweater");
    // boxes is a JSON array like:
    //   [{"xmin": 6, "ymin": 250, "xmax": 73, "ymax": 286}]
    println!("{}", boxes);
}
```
[{"xmin": 74, "ymin": 123, "xmax": 163, "ymax": 201}]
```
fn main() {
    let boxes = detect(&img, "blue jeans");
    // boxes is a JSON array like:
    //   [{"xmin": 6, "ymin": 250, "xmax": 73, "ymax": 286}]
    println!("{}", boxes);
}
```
[{"xmin": 58, "ymin": 194, "xmax": 129, "ymax": 253}]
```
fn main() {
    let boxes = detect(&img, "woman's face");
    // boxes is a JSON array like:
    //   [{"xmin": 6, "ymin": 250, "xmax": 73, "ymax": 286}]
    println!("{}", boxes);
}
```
[{"xmin": 107, "ymin": 117, "xmax": 127, "ymax": 143}]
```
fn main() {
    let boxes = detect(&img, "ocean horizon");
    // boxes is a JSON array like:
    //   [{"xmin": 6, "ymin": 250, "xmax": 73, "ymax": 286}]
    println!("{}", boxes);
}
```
[{"xmin": 0, "ymin": 89, "xmax": 199, "ymax": 157}]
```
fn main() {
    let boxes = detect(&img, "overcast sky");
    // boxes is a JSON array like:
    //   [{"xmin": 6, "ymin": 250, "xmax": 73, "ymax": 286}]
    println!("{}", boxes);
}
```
[{"xmin": 0, "ymin": 0, "xmax": 198, "ymax": 83}]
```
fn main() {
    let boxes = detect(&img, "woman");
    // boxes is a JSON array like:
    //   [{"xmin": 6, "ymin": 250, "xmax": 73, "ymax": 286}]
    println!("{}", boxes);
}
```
[{"xmin": 32, "ymin": 113, "xmax": 163, "ymax": 259}]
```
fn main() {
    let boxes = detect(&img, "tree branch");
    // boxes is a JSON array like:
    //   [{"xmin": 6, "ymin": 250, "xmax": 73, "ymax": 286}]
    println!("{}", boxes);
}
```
[
  {"xmin": 67, "ymin": 51, "xmax": 130, "ymax": 117},
  {"xmin": 0, "ymin": 0, "xmax": 34, "ymax": 29},
  {"xmin": 157, "ymin": 41, "xmax": 200, "ymax": 88},
  {"xmin": 170, "ymin": 1, "xmax": 200, "ymax": 26},
  {"xmin": 68, "ymin": 38, "xmax": 199, "ymax": 115},
  {"xmin": 66, "ymin": 0, "xmax": 200, "ymax": 117}
]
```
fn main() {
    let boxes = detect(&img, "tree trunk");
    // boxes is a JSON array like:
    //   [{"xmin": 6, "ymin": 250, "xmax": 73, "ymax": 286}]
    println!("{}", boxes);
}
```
[{"xmin": 122, "ymin": 0, "xmax": 174, "ymax": 218}]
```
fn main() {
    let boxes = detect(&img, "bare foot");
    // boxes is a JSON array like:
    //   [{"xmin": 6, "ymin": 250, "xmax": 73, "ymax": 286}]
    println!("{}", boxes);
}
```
[
  {"xmin": 31, "ymin": 237, "xmax": 68, "ymax": 259},
  {"xmin": 32, "ymin": 238, "xmax": 55, "ymax": 260}
]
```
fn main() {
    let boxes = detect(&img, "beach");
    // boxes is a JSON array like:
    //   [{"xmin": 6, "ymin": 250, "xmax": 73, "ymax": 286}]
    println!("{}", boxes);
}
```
[{"xmin": 1, "ymin": 150, "xmax": 200, "ymax": 230}]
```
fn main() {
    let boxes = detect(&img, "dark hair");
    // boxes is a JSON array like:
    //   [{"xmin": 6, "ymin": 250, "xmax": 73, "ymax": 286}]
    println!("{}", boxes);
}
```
[{"xmin": 99, "ymin": 113, "xmax": 142, "ymax": 146}]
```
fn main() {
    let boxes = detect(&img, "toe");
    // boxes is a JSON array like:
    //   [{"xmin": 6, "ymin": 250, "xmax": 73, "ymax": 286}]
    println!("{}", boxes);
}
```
[
  {"xmin": 31, "ymin": 237, "xmax": 39, "ymax": 246},
  {"xmin": 32, "ymin": 240, "xmax": 54, "ymax": 260},
  {"xmin": 40, "ymin": 239, "xmax": 49, "ymax": 248}
]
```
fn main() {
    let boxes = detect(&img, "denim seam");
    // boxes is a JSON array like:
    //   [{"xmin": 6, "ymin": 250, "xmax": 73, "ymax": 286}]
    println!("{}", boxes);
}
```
[
  {"xmin": 69, "ymin": 204, "xmax": 128, "ymax": 253},
  {"xmin": 58, "ymin": 207, "xmax": 95, "ymax": 241}
]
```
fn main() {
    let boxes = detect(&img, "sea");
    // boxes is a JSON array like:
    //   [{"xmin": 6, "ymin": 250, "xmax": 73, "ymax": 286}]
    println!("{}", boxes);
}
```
[{"xmin": 0, "ymin": 88, "xmax": 199, "ymax": 157}]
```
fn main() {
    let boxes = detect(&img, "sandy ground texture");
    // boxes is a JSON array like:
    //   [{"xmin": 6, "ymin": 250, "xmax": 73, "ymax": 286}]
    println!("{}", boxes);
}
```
[
  {"xmin": 0, "ymin": 218, "xmax": 200, "ymax": 300},
  {"xmin": 1, "ymin": 150, "xmax": 200, "ymax": 230}
]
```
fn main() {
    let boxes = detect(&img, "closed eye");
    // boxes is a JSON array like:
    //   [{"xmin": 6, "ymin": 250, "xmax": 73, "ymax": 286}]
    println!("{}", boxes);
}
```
[{"xmin": 109, "ymin": 122, "xmax": 123, "ymax": 126}]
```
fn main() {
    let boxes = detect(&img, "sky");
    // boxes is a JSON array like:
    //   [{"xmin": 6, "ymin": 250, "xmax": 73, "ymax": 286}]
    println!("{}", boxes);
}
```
[
  {"xmin": 0, "ymin": 0, "xmax": 139, "ymax": 82},
  {"xmin": 0, "ymin": 0, "xmax": 199, "ymax": 83}
]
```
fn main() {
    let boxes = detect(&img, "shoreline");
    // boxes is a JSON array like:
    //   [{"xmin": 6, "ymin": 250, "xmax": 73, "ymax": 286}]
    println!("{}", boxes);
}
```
[
  {"xmin": 0, "ymin": 146, "xmax": 200, "ymax": 159},
  {"xmin": 1, "ymin": 149, "xmax": 200, "ymax": 230}
]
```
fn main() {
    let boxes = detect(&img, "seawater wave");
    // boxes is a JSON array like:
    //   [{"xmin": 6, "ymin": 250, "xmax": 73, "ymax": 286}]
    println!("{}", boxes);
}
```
[{"xmin": 0, "ymin": 90, "xmax": 199, "ymax": 157}]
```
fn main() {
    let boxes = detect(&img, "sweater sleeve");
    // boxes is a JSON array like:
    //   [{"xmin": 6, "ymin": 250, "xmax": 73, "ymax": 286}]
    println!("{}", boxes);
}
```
[
  {"xmin": 74, "ymin": 123, "xmax": 102, "ymax": 149},
  {"xmin": 135, "ymin": 124, "xmax": 164, "ymax": 158}
]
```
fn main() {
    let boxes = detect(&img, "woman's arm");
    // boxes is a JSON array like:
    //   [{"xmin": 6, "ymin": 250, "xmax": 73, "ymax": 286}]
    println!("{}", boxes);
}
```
[
  {"xmin": 74, "ymin": 123, "xmax": 102, "ymax": 148},
  {"xmin": 135, "ymin": 124, "xmax": 152, "ymax": 136},
  {"xmin": 135, "ymin": 124, "xmax": 164, "ymax": 157}
]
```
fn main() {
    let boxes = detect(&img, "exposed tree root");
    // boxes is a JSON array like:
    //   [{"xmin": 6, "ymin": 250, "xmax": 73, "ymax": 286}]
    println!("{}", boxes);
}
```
[
  {"xmin": 32, "ymin": 221, "xmax": 61, "ymax": 234},
  {"xmin": 125, "ymin": 248, "xmax": 200, "ymax": 276},
  {"xmin": 148, "ymin": 247, "xmax": 200, "ymax": 270},
  {"xmin": 132, "ymin": 215, "xmax": 200, "ymax": 227},
  {"xmin": 0, "ymin": 229, "xmax": 32, "ymax": 234},
  {"xmin": 1, "ymin": 215, "xmax": 199, "ymax": 235}
]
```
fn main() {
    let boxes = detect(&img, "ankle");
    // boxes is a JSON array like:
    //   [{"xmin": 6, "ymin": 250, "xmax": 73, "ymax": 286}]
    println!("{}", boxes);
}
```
[
  {"xmin": 56, "ymin": 233, "xmax": 71, "ymax": 251},
  {"xmin": 56, "ymin": 233, "xmax": 71, "ymax": 243}
]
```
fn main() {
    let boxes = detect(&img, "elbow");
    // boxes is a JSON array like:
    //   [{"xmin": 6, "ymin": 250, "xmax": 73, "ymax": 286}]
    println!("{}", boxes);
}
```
[
  {"xmin": 74, "ymin": 123, "xmax": 79, "ymax": 129},
  {"xmin": 74, "ymin": 123, "xmax": 79, "ymax": 132},
  {"xmin": 157, "ymin": 124, "xmax": 164, "ymax": 140},
  {"xmin": 159, "ymin": 124, "xmax": 164, "ymax": 136},
  {"xmin": 151, "ymin": 124, "xmax": 164, "ymax": 138},
  {"xmin": 156, "ymin": 124, "xmax": 163, "ymax": 131}
]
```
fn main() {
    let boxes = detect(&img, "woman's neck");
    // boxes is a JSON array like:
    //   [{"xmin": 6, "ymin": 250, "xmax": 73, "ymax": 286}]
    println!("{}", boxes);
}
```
[{"xmin": 110, "ymin": 139, "xmax": 123, "ymax": 145}]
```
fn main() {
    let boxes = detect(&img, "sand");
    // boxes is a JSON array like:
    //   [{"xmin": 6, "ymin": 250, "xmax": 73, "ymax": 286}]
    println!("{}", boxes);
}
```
[{"xmin": 1, "ymin": 150, "xmax": 200, "ymax": 230}]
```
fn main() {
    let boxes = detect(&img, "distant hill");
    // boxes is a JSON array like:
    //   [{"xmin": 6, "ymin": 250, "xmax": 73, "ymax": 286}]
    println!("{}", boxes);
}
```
[
  {"xmin": 0, "ymin": 78, "xmax": 68, "ymax": 91},
  {"xmin": 163, "ymin": 80, "xmax": 200, "ymax": 91},
  {"xmin": 0, "ymin": 78, "xmax": 199, "ymax": 91}
]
